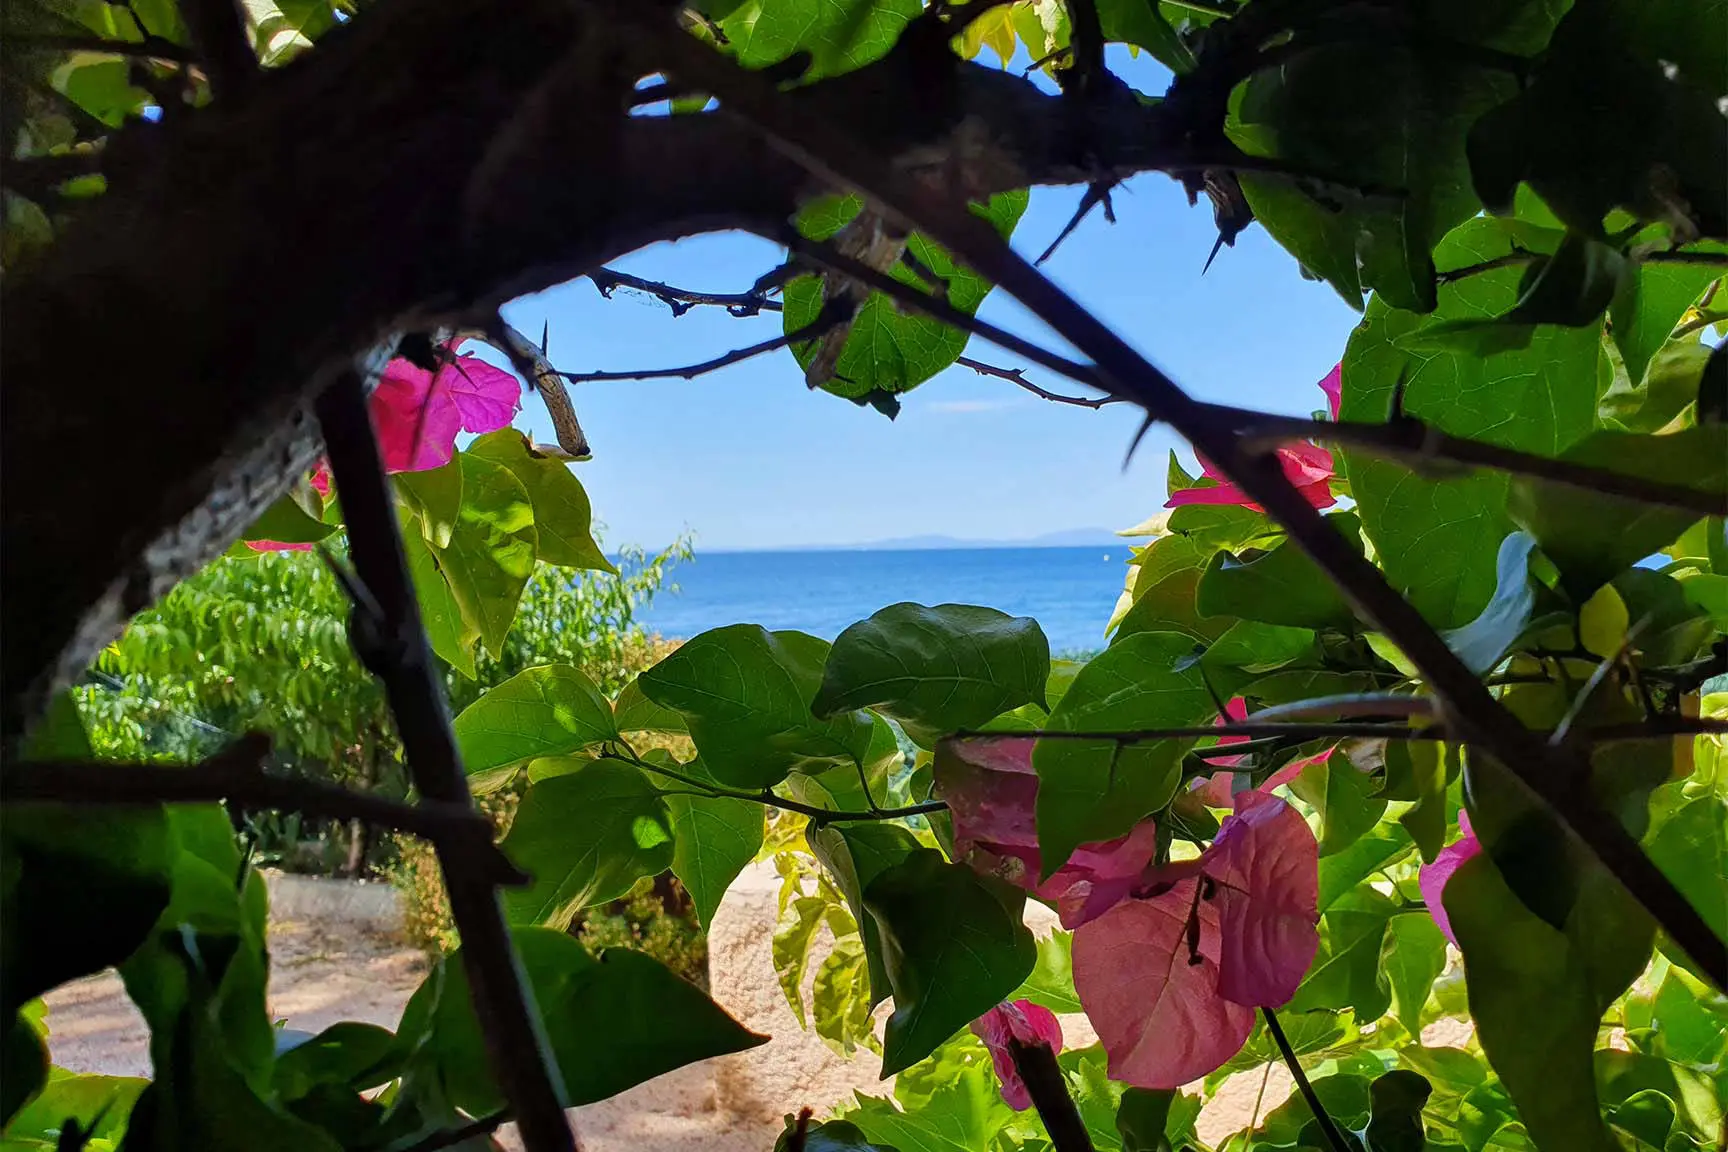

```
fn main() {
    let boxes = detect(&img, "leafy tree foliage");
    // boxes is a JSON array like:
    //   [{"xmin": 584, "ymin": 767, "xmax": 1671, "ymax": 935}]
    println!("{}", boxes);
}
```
[{"xmin": 3, "ymin": 0, "xmax": 1726, "ymax": 1150}]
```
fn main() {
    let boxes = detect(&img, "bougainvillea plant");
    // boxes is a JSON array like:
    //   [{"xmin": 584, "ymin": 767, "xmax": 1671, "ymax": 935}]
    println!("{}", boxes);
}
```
[{"xmin": 3, "ymin": 0, "xmax": 1726, "ymax": 1151}]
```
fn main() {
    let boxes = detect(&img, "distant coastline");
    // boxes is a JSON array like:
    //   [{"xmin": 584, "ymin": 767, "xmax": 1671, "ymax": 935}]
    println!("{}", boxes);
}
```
[{"xmin": 700, "ymin": 528, "xmax": 1126, "ymax": 554}]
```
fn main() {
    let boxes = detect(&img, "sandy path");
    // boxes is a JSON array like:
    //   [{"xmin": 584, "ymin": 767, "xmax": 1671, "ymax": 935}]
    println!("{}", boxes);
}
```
[{"xmin": 41, "ymin": 868, "xmax": 1316, "ymax": 1149}]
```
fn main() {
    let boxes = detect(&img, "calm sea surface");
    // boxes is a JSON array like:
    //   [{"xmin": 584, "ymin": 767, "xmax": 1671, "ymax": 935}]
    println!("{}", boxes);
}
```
[{"xmin": 635, "ymin": 547, "xmax": 1129, "ymax": 655}]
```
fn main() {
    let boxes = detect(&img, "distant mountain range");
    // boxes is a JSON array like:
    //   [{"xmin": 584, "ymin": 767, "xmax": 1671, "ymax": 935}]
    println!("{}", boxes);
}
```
[{"xmin": 734, "ymin": 528, "xmax": 1127, "ymax": 552}]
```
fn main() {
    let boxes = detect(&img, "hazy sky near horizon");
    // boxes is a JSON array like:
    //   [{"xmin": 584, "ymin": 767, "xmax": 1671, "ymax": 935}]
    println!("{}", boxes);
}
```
[{"xmin": 497, "ymin": 48, "xmax": 1362, "ymax": 553}]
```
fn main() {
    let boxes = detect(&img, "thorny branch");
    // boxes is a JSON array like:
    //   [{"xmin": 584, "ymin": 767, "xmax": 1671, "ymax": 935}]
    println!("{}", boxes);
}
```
[
  {"xmin": 1439, "ymin": 247, "xmax": 1728, "ymax": 285},
  {"xmin": 1007, "ymin": 1038, "xmax": 1096, "ymax": 1152},
  {"xmin": 1, "ymin": 734, "xmax": 526, "ymax": 885},
  {"xmin": 588, "ymin": 267, "xmax": 785, "ymax": 317},
  {"xmin": 1262, "ymin": 1009, "xmax": 1351, "ymax": 1152},
  {"xmin": 559, "ymin": 301, "xmax": 849, "ymax": 384},
  {"xmin": 956, "ymin": 356, "xmax": 1122, "ymax": 409},
  {"xmin": 640, "ymin": 11, "xmax": 1727, "ymax": 984},
  {"xmin": 316, "ymin": 373, "xmax": 576, "ymax": 1152}
]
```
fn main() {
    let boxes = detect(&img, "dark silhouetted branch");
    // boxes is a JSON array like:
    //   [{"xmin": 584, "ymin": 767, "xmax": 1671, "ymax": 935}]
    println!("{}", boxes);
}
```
[
  {"xmin": 1008, "ymin": 1038, "xmax": 1096, "ymax": 1152},
  {"xmin": 560, "ymin": 302, "xmax": 847, "ymax": 384},
  {"xmin": 1, "ymin": 734, "xmax": 526, "ymax": 886},
  {"xmin": 181, "ymin": 0, "xmax": 255, "ymax": 101},
  {"xmin": 588, "ymin": 267, "xmax": 786, "ymax": 317},
  {"xmin": 606, "ymin": 749, "xmax": 945, "ymax": 825},
  {"xmin": 1227, "ymin": 409, "xmax": 1727, "ymax": 516},
  {"xmin": 398, "ymin": 1111, "xmax": 511, "ymax": 1152},
  {"xmin": 1263, "ymin": 1009, "xmax": 1350, "ymax": 1152},
  {"xmin": 316, "ymin": 372, "xmax": 576, "ymax": 1152},
  {"xmin": 8, "ymin": 33, "xmax": 198, "ymax": 62},
  {"xmin": 955, "ymin": 357, "xmax": 1122, "ymax": 408}
]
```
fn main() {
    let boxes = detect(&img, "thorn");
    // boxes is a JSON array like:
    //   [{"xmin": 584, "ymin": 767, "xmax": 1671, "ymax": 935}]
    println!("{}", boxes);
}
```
[
  {"xmin": 1036, "ymin": 180, "xmax": 1114, "ymax": 266},
  {"xmin": 1202, "ymin": 232, "xmax": 1228, "ymax": 275},
  {"xmin": 1122, "ymin": 412, "xmax": 1157, "ymax": 471},
  {"xmin": 540, "ymin": 319, "xmax": 549, "ymax": 357}
]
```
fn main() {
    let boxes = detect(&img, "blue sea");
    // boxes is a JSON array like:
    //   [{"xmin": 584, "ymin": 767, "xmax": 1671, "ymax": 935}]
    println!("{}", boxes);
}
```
[{"xmin": 636, "ymin": 547, "xmax": 1129, "ymax": 655}]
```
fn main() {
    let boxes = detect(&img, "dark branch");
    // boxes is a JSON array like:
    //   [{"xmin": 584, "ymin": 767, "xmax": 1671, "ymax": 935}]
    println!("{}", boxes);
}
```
[
  {"xmin": 1227, "ymin": 409, "xmax": 1728, "ymax": 516},
  {"xmin": 1063, "ymin": 0, "xmax": 1105, "ymax": 88},
  {"xmin": 316, "ymin": 373, "xmax": 576, "ymax": 1152},
  {"xmin": 180, "ymin": 0, "xmax": 255, "ymax": 101},
  {"xmin": 0, "ymin": 735, "xmax": 526, "ymax": 887},
  {"xmin": 588, "ymin": 266, "xmax": 785, "ymax": 316},
  {"xmin": 951, "ymin": 717, "xmax": 1728, "ymax": 745},
  {"xmin": 956, "ymin": 356, "xmax": 1123, "ymax": 409},
  {"xmin": 607, "ymin": 749, "xmax": 946, "ymax": 825},
  {"xmin": 1262, "ymin": 1009, "xmax": 1351, "ymax": 1152},
  {"xmin": 398, "ymin": 1111, "xmax": 511, "ymax": 1152},
  {"xmin": 6, "ymin": 33, "xmax": 198, "ymax": 63},
  {"xmin": 1008, "ymin": 1038, "xmax": 1096, "ymax": 1152},
  {"xmin": 1439, "ymin": 247, "xmax": 1728, "ymax": 285},
  {"xmin": 645, "ymin": 19, "xmax": 1726, "ymax": 985},
  {"xmin": 560, "ymin": 302, "xmax": 848, "ymax": 384}
]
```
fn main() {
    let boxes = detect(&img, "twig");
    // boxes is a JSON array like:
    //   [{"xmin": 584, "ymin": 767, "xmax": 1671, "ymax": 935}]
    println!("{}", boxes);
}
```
[
  {"xmin": 781, "ymin": 1108, "xmax": 813, "ymax": 1152},
  {"xmin": 1, "ymin": 736, "xmax": 526, "ymax": 886},
  {"xmin": 955, "ymin": 357, "xmax": 1122, "ymax": 409},
  {"xmin": 588, "ymin": 267, "xmax": 785, "ymax": 317},
  {"xmin": 1229, "ymin": 408, "xmax": 1726, "ymax": 516},
  {"xmin": 398, "ymin": 1111, "xmax": 511, "ymax": 1152},
  {"xmin": 603, "ymin": 749, "xmax": 946, "ymax": 825},
  {"xmin": 1063, "ymin": 0, "xmax": 1105, "ymax": 87},
  {"xmin": 640, "ymin": 16, "xmax": 1726, "ymax": 985},
  {"xmin": 952, "ymin": 717, "xmax": 1726, "ymax": 745},
  {"xmin": 6, "ymin": 33, "xmax": 198, "ymax": 63},
  {"xmin": 559, "ymin": 304, "xmax": 848, "ymax": 384},
  {"xmin": 1007, "ymin": 1038, "xmax": 1096, "ymax": 1152},
  {"xmin": 1262, "ymin": 1008, "xmax": 1350, "ymax": 1152},
  {"xmin": 315, "ymin": 372, "xmax": 577, "ymax": 1152},
  {"xmin": 1551, "ymin": 616, "xmax": 1652, "ymax": 747},
  {"xmin": 1439, "ymin": 248, "xmax": 1728, "ymax": 285}
]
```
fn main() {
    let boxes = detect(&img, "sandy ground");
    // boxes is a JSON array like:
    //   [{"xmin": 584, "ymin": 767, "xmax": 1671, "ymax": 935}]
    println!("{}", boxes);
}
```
[{"xmin": 41, "ymin": 867, "xmax": 1353, "ymax": 1150}]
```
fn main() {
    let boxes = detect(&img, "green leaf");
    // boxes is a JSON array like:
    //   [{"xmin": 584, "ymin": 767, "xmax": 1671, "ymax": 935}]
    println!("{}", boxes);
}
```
[
  {"xmin": 468, "ymin": 429, "xmax": 614, "ymax": 572},
  {"xmin": 395, "ymin": 456, "xmax": 463, "ymax": 549},
  {"xmin": 241, "ymin": 491, "xmax": 336, "ymax": 546},
  {"xmin": 1, "ymin": 797, "xmax": 173, "ymax": 1021},
  {"xmin": 500, "ymin": 759, "xmax": 675, "ymax": 929},
  {"xmin": 809, "ymin": 822, "xmax": 922, "ymax": 1010},
  {"xmin": 1366, "ymin": 1069, "xmax": 1433, "ymax": 1152},
  {"xmin": 1387, "ymin": 742, "xmax": 1453, "ymax": 862},
  {"xmin": 1439, "ymin": 532, "xmax": 1536, "ymax": 674},
  {"xmin": 666, "ymin": 773, "xmax": 764, "ymax": 930},
  {"xmin": 1499, "ymin": 231, "xmax": 1627, "ymax": 328},
  {"xmin": 1289, "ymin": 888, "xmax": 1397, "ymax": 1021},
  {"xmin": 865, "ymin": 850, "xmax": 1036, "ymax": 1077},
  {"xmin": 1508, "ymin": 426, "xmax": 1727, "ymax": 593},
  {"xmin": 844, "ymin": 1059, "xmax": 1014, "ymax": 1152},
  {"xmin": 1644, "ymin": 793, "xmax": 1728, "ymax": 965},
  {"xmin": 613, "ymin": 675, "xmax": 687, "ymax": 734},
  {"xmin": 1, "ymin": 1014, "xmax": 47, "ymax": 1130},
  {"xmin": 1379, "ymin": 913, "xmax": 1446, "ymax": 1037},
  {"xmin": 779, "ymin": 1118, "xmax": 897, "ymax": 1152},
  {"xmin": 432, "ymin": 450, "xmax": 537, "ymax": 656},
  {"xmin": 410, "ymin": 927, "xmax": 766, "ymax": 1115},
  {"xmin": 1647, "ymin": 964, "xmax": 1728, "ymax": 1068},
  {"xmin": 1290, "ymin": 753, "xmax": 1387, "ymax": 857},
  {"xmin": 638, "ymin": 625, "xmax": 875, "ymax": 789},
  {"xmin": 1095, "ymin": 0, "xmax": 1192, "ymax": 72},
  {"xmin": 1013, "ymin": 930, "xmax": 1080, "ymax": 1015},
  {"xmin": 719, "ymin": 0, "xmax": 922, "ymax": 79},
  {"xmin": 1195, "ymin": 516, "xmax": 1362, "ymax": 630},
  {"xmin": 1254, "ymin": 1072, "xmax": 1373, "ymax": 1147},
  {"xmin": 3, "ymin": 1068, "xmax": 145, "ymax": 1146},
  {"xmin": 1033, "ymin": 631, "xmax": 1213, "ymax": 875},
  {"xmin": 1201, "ymin": 621, "xmax": 1318, "ymax": 677},
  {"xmin": 811, "ymin": 936, "xmax": 874, "ymax": 1055},
  {"xmin": 1340, "ymin": 217, "xmax": 1601, "ymax": 627},
  {"xmin": 812, "ymin": 602, "xmax": 1050, "ymax": 746},
  {"xmin": 1319, "ymin": 832, "xmax": 1413, "ymax": 912},
  {"xmin": 1611, "ymin": 257, "xmax": 1725, "ymax": 391},
  {"xmin": 1601, "ymin": 339, "xmax": 1715, "ymax": 435},
  {"xmin": 783, "ymin": 191, "xmax": 1029, "ymax": 398},
  {"xmin": 272, "ymin": 1022, "xmax": 398, "ymax": 1101},
  {"xmin": 1116, "ymin": 1087, "xmax": 1180, "ymax": 1152},
  {"xmin": 1446, "ymin": 853, "xmax": 1618, "ymax": 1152},
  {"xmin": 402, "ymin": 510, "xmax": 476, "ymax": 678},
  {"xmin": 453, "ymin": 663, "xmax": 617, "ymax": 779},
  {"xmin": 1229, "ymin": 38, "xmax": 1521, "ymax": 311}
]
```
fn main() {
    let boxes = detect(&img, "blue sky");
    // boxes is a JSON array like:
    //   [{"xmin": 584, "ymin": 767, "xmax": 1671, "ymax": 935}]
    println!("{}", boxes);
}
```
[{"xmin": 498, "ymin": 50, "xmax": 1362, "ymax": 553}]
